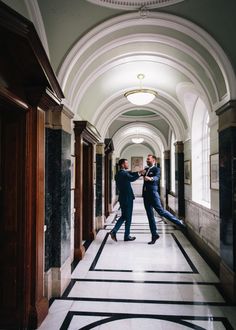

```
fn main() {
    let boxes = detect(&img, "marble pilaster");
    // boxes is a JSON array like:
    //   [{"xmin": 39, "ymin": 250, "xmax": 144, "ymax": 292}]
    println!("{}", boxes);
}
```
[
  {"xmin": 174, "ymin": 141, "xmax": 185, "ymax": 218},
  {"xmin": 164, "ymin": 150, "xmax": 170, "ymax": 207},
  {"xmin": 216, "ymin": 100, "xmax": 236, "ymax": 302},
  {"xmin": 45, "ymin": 129, "xmax": 71, "ymax": 270},
  {"xmin": 96, "ymin": 143, "xmax": 104, "ymax": 230},
  {"xmin": 44, "ymin": 105, "xmax": 73, "ymax": 298}
]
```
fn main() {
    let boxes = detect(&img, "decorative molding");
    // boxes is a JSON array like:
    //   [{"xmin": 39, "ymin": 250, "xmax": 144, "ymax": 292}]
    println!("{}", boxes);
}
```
[
  {"xmin": 216, "ymin": 100, "xmax": 236, "ymax": 131},
  {"xmin": 58, "ymin": 12, "xmax": 235, "ymax": 102},
  {"xmin": 94, "ymin": 95, "xmax": 185, "ymax": 142},
  {"xmin": 174, "ymin": 141, "xmax": 184, "ymax": 153},
  {"xmin": 0, "ymin": 2, "xmax": 63, "ymax": 100},
  {"xmin": 119, "ymin": 113, "xmax": 160, "ymax": 121},
  {"xmin": 67, "ymin": 35, "xmax": 217, "ymax": 110},
  {"xmin": 112, "ymin": 121, "xmax": 166, "ymax": 156},
  {"xmin": 74, "ymin": 121, "xmax": 101, "ymax": 144},
  {"xmin": 164, "ymin": 150, "xmax": 170, "ymax": 159},
  {"xmin": 62, "ymin": 105, "xmax": 75, "ymax": 119},
  {"xmin": 24, "ymin": 0, "xmax": 50, "ymax": 59},
  {"xmin": 0, "ymin": 86, "xmax": 29, "ymax": 110},
  {"xmin": 86, "ymin": 0, "xmax": 185, "ymax": 10}
]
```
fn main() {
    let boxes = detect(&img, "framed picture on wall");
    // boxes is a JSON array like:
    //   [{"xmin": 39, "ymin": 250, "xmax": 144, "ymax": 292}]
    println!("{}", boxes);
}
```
[
  {"xmin": 210, "ymin": 153, "xmax": 219, "ymax": 190},
  {"xmin": 131, "ymin": 156, "xmax": 143, "ymax": 172},
  {"xmin": 184, "ymin": 160, "xmax": 191, "ymax": 185}
]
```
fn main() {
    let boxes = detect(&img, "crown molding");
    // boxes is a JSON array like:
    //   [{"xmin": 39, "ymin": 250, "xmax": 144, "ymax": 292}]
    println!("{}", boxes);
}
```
[{"xmin": 24, "ymin": 0, "xmax": 50, "ymax": 59}]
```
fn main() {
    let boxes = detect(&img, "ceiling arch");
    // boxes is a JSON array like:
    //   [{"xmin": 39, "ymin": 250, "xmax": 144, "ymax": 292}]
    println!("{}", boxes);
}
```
[
  {"xmin": 120, "ymin": 143, "xmax": 155, "ymax": 158},
  {"xmin": 58, "ymin": 11, "xmax": 236, "ymax": 148},
  {"xmin": 58, "ymin": 12, "xmax": 235, "ymax": 108},
  {"xmin": 93, "ymin": 95, "xmax": 187, "ymax": 141},
  {"xmin": 112, "ymin": 122, "xmax": 166, "ymax": 157}
]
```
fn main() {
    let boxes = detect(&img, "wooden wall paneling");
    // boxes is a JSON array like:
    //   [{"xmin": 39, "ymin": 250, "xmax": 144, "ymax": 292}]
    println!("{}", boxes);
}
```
[
  {"xmin": 104, "ymin": 139, "xmax": 114, "ymax": 218},
  {"xmin": 104, "ymin": 152, "xmax": 110, "ymax": 218},
  {"xmin": 82, "ymin": 142, "xmax": 95, "ymax": 241},
  {"xmin": 0, "ymin": 3, "xmax": 64, "ymax": 328},
  {"xmin": 0, "ymin": 107, "xmax": 26, "ymax": 328},
  {"xmin": 25, "ymin": 106, "xmax": 48, "ymax": 328},
  {"xmin": 74, "ymin": 121, "xmax": 100, "ymax": 261}
]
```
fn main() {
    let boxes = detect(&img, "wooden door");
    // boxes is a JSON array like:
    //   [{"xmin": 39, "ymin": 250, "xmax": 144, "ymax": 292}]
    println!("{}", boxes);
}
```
[
  {"xmin": 82, "ymin": 142, "xmax": 94, "ymax": 241},
  {"xmin": 0, "ymin": 107, "xmax": 26, "ymax": 328}
]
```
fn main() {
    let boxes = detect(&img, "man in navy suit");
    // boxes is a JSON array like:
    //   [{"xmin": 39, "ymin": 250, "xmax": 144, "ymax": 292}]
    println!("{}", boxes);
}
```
[
  {"xmin": 110, "ymin": 158, "xmax": 142, "ymax": 242},
  {"xmin": 143, "ymin": 154, "xmax": 186, "ymax": 244}
]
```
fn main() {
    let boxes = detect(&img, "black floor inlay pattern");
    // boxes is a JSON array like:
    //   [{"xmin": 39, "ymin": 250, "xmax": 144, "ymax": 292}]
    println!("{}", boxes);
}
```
[
  {"xmin": 60, "ymin": 311, "xmax": 234, "ymax": 330},
  {"xmin": 89, "ymin": 232, "xmax": 199, "ymax": 274}
]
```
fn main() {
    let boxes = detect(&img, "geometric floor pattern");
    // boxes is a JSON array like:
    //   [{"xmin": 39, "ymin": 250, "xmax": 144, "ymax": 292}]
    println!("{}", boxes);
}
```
[{"xmin": 38, "ymin": 198, "xmax": 236, "ymax": 330}]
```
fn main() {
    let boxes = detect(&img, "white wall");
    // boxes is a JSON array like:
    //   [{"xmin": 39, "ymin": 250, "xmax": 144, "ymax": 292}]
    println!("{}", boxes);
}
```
[
  {"xmin": 121, "ymin": 144, "xmax": 155, "ymax": 196},
  {"xmin": 121, "ymin": 144, "xmax": 153, "ymax": 169}
]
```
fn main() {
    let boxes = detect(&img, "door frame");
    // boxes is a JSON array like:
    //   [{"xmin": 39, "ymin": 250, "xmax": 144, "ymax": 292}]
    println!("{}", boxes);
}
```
[{"xmin": 74, "ymin": 121, "xmax": 100, "ymax": 261}]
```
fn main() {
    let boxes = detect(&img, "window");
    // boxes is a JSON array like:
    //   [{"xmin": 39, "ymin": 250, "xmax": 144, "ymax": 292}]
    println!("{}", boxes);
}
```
[{"xmin": 192, "ymin": 98, "xmax": 210, "ymax": 207}]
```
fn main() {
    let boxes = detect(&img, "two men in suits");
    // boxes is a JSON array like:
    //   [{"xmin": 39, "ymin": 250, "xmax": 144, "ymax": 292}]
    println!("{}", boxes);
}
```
[
  {"xmin": 110, "ymin": 158, "xmax": 142, "ymax": 242},
  {"xmin": 143, "ymin": 154, "xmax": 186, "ymax": 244}
]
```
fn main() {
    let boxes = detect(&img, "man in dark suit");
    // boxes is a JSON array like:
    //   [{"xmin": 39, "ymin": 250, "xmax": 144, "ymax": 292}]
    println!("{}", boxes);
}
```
[
  {"xmin": 143, "ymin": 154, "xmax": 186, "ymax": 244},
  {"xmin": 110, "ymin": 158, "xmax": 142, "ymax": 242}
]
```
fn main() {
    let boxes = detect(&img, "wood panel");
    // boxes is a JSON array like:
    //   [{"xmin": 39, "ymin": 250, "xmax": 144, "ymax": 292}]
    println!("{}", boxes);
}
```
[
  {"xmin": 0, "ymin": 107, "xmax": 26, "ymax": 328},
  {"xmin": 74, "ymin": 121, "xmax": 100, "ymax": 261},
  {"xmin": 82, "ymin": 143, "xmax": 95, "ymax": 241}
]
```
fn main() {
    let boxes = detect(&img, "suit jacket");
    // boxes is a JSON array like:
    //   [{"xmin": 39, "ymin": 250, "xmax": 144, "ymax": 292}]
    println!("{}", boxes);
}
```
[
  {"xmin": 142, "ymin": 165, "xmax": 160, "ymax": 196},
  {"xmin": 115, "ymin": 169, "xmax": 140, "ymax": 205}
]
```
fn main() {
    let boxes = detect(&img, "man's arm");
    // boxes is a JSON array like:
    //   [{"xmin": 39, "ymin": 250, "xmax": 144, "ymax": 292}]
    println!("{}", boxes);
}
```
[
  {"xmin": 124, "ymin": 171, "xmax": 141, "ymax": 182},
  {"xmin": 145, "ymin": 166, "xmax": 160, "ymax": 182}
]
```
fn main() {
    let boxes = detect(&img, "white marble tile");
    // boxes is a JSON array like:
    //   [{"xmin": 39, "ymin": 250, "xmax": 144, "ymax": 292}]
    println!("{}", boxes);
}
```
[
  {"xmin": 37, "ymin": 310, "xmax": 68, "ymax": 330},
  {"xmin": 68, "ymin": 316, "xmax": 106, "ymax": 330},
  {"xmin": 68, "ymin": 281, "xmax": 224, "ymax": 303},
  {"xmin": 49, "ymin": 299, "xmax": 74, "ymax": 314},
  {"xmin": 39, "ymin": 198, "xmax": 236, "ymax": 330}
]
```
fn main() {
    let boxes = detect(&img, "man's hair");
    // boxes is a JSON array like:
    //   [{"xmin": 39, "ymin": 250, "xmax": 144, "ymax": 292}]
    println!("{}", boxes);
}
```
[
  {"xmin": 118, "ymin": 158, "xmax": 127, "ymax": 167},
  {"xmin": 148, "ymin": 154, "xmax": 156, "ymax": 160}
]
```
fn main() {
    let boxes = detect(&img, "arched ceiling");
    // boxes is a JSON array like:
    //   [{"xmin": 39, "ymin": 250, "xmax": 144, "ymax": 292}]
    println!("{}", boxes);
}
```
[
  {"xmin": 112, "ymin": 122, "xmax": 165, "ymax": 157},
  {"xmin": 3, "ymin": 1, "xmax": 236, "ymax": 158},
  {"xmin": 86, "ymin": 0, "xmax": 185, "ymax": 10},
  {"xmin": 58, "ymin": 12, "xmax": 235, "ymax": 147}
]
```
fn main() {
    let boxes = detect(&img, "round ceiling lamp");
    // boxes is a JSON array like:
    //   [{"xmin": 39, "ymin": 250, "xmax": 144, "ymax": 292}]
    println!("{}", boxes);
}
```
[
  {"xmin": 132, "ymin": 137, "xmax": 144, "ymax": 144},
  {"xmin": 124, "ymin": 74, "xmax": 157, "ymax": 106},
  {"xmin": 131, "ymin": 128, "xmax": 144, "ymax": 144}
]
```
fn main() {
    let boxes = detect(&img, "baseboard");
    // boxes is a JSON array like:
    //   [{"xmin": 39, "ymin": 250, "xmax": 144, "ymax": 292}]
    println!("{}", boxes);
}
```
[
  {"xmin": 44, "ymin": 256, "xmax": 72, "ymax": 300},
  {"xmin": 220, "ymin": 261, "xmax": 236, "ymax": 303},
  {"xmin": 186, "ymin": 226, "xmax": 221, "ymax": 275}
]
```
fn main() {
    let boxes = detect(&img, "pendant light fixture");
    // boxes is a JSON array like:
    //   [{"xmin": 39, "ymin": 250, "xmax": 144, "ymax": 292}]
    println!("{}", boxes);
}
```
[
  {"xmin": 131, "ymin": 128, "xmax": 144, "ymax": 144},
  {"xmin": 124, "ymin": 74, "xmax": 157, "ymax": 106}
]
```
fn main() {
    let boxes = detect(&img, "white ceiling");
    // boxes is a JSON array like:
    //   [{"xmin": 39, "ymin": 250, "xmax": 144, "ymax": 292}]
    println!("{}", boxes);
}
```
[{"xmin": 56, "ymin": 11, "xmax": 235, "ymax": 154}]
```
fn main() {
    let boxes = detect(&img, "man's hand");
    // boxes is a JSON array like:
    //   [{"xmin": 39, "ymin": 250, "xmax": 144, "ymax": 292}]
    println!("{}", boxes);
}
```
[
  {"xmin": 138, "ymin": 169, "xmax": 146, "ymax": 176},
  {"xmin": 144, "ymin": 176, "xmax": 153, "ymax": 181}
]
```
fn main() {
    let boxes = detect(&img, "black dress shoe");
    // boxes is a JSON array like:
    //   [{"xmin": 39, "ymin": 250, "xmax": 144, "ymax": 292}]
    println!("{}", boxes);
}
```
[
  {"xmin": 148, "ymin": 234, "xmax": 160, "ymax": 245},
  {"xmin": 124, "ymin": 236, "xmax": 136, "ymax": 241},
  {"xmin": 110, "ymin": 231, "xmax": 117, "ymax": 242}
]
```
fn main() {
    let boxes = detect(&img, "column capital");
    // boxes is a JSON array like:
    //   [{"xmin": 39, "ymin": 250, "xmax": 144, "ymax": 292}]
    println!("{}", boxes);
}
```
[
  {"xmin": 216, "ymin": 100, "xmax": 236, "ymax": 131},
  {"xmin": 96, "ymin": 143, "xmax": 105, "ymax": 155},
  {"xmin": 174, "ymin": 141, "xmax": 184, "ymax": 153},
  {"xmin": 164, "ymin": 150, "xmax": 170, "ymax": 159},
  {"xmin": 45, "ymin": 105, "xmax": 73, "ymax": 133}
]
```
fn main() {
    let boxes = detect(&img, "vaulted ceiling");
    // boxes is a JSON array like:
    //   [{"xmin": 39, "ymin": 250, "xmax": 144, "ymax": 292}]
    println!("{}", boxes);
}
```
[{"xmin": 3, "ymin": 0, "xmax": 236, "ymax": 156}]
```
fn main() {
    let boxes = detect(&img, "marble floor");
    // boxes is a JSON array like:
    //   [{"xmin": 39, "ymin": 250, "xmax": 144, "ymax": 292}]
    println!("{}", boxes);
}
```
[{"xmin": 38, "ymin": 198, "xmax": 236, "ymax": 330}]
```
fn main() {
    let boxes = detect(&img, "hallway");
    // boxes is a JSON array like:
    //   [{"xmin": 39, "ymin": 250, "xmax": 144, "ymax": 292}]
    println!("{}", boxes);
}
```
[{"xmin": 38, "ymin": 199, "xmax": 236, "ymax": 330}]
